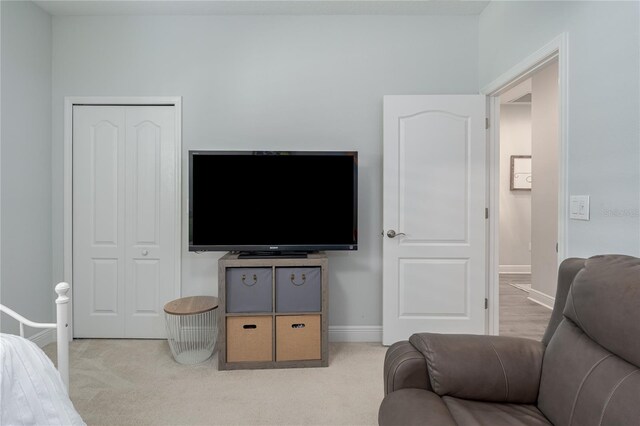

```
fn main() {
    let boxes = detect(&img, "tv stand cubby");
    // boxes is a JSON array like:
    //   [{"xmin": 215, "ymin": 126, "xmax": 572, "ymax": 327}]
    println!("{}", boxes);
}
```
[{"xmin": 217, "ymin": 252, "xmax": 328, "ymax": 370}]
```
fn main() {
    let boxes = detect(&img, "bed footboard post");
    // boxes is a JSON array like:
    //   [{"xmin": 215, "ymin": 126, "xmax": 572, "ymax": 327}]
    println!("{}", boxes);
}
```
[{"xmin": 55, "ymin": 282, "xmax": 70, "ymax": 392}]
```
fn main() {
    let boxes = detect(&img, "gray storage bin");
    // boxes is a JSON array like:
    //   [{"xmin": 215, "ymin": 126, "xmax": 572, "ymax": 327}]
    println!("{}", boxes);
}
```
[
  {"xmin": 276, "ymin": 267, "xmax": 321, "ymax": 312},
  {"xmin": 226, "ymin": 268, "xmax": 272, "ymax": 313}
]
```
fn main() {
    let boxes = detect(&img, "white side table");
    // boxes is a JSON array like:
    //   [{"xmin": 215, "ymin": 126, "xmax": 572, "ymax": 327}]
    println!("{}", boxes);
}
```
[{"xmin": 164, "ymin": 296, "xmax": 218, "ymax": 364}]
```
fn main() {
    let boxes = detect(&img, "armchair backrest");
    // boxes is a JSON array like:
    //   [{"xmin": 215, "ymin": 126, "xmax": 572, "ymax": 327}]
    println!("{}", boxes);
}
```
[
  {"xmin": 562, "ymin": 255, "xmax": 640, "ymax": 366},
  {"xmin": 537, "ymin": 255, "xmax": 640, "ymax": 426}
]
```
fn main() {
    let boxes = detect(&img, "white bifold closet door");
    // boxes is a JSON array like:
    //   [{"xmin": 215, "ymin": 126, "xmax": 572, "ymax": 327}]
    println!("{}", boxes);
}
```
[{"xmin": 73, "ymin": 105, "xmax": 178, "ymax": 338}]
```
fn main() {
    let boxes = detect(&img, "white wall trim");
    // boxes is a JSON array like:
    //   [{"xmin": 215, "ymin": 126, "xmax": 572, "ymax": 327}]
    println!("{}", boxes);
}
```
[
  {"xmin": 29, "ymin": 328, "xmax": 56, "ymax": 348},
  {"xmin": 486, "ymin": 97, "xmax": 501, "ymax": 335},
  {"xmin": 481, "ymin": 34, "xmax": 566, "ymax": 95},
  {"xmin": 527, "ymin": 289, "xmax": 554, "ymax": 310},
  {"xmin": 483, "ymin": 32, "xmax": 569, "ymax": 336},
  {"xmin": 63, "ymin": 96, "xmax": 183, "ymax": 340},
  {"xmin": 499, "ymin": 265, "xmax": 532, "ymax": 274},
  {"xmin": 329, "ymin": 325, "xmax": 382, "ymax": 343}
]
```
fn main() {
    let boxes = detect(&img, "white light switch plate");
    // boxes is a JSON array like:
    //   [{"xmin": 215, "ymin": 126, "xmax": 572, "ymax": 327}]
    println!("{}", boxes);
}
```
[{"xmin": 570, "ymin": 195, "xmax": 590, "ymax": 220}]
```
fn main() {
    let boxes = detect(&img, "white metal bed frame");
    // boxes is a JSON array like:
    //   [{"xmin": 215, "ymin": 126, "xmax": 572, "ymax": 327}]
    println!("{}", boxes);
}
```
[{"xmin": 0, "ymin": 282, "xmax": 70, "ymax": 391}]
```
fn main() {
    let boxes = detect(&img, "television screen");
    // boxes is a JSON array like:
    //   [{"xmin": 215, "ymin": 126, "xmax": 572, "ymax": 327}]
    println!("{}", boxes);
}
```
[{"xmin": 189, "ymin": 151, "xmax": 358, "ymax": 253}]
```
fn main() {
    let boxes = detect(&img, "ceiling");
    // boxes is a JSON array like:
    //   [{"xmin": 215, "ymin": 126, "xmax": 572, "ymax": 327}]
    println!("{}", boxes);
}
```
[{"xmin": 34, "ymin": 0, "xmax": 491, "ymax": 16}]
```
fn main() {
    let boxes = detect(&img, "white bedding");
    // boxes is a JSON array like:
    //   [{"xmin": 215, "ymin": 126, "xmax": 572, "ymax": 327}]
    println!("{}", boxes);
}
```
[{"xmin": 0, "ymin": 333, "xmax": 85, "ymax": 426}]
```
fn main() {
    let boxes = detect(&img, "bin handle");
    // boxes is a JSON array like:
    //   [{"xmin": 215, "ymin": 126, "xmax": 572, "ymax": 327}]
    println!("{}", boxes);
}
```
[
  {"xmin": 290, "ymin": 273, "xmax": 306, "ymax": 286},
  {"xmin": 241, "ymin": 274, "xmax": 258, "ymax": 286}
]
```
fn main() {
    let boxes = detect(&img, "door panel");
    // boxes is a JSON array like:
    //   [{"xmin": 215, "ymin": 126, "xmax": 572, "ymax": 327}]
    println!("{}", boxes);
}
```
[
  {"xmin": 91, "ymin": 122, "xmax": 120, "ymax": 245},
  {"xmin": 125, "ymin": 107, "xmax": 176, "ymax": 338},
  {"xmin": 132, "ymin": 259, "xmax": 160, "ymax": 314},
  {"xmin": 400, "ymin": 112, "xmax": 469, "ymax": 243},
  {"xmin": 74, "ymin": 107, "xmax": 126, "ymax": 337},
  {"xmin": 398, "ymin": 259, "xmax": 468, "ymax": 316},
  {"xmin": 73, "ymin": 105, "xmax": 178, "ymax": 338},
  {"xmin": 133, "ymin": 121, "xmax": 160, "ymax": 245},
  {"xmin": 91, "ymin": 259, "xmax": 119, "ymax": 314},
  {"xmin": 383, "ymin": 95, "xmax": 486, "ymax": 345}
]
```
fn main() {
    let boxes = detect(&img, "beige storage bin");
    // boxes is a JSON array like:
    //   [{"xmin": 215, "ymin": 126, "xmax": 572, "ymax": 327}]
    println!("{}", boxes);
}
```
[
  {"xmin": 276, "ymin": 315, "xmax": 321, "ymax": 362},
  {"xmin": 227, "ymin": 316, "xmax": 273, "ymax": 362}
]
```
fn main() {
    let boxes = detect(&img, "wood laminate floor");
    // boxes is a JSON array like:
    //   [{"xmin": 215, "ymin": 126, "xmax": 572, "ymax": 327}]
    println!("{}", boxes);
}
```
[{"xmin": 499, "ymin": 274, "xmax": 552, "ymax": 341}]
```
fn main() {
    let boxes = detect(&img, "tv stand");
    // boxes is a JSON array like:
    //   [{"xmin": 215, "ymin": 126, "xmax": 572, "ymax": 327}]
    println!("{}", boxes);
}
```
[
  {"xmin": 236, "ymin": 251, "xmax": 314, "ymax": 259},
  {"xmin": 218, "ymin": 251, "xmax": 328, "ymax": 370}
]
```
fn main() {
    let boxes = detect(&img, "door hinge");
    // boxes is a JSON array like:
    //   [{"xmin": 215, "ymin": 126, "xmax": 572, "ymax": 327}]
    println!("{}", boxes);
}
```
[
  {"xmin": 485, "ymin": 208, "xmax": 489, "ymax": 219},
  {"xmin": 485, "ymin": 118, "xmax": 490, "ymax": 129},
  {"xmin": 484, "ymin": 298, "xmax": 488, "ymax": 309}
]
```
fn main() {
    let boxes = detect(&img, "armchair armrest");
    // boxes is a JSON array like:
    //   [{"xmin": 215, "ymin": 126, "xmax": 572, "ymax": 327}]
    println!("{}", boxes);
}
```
[
  {"xmin": 384, "ymin": 341, "xmax": 432, "ymax": 395},
  {"xmin": 409, "ymin": 333, "xmax": 545, "ymax": 404}
]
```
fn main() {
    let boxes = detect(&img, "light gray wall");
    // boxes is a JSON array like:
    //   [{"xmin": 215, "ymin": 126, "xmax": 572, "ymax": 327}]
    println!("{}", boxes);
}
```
[
  {"xmin": 499, "ymin": 104, "xmax": 531, "ymax": 270},
  {"xmin": 480, "ymin": 1, "xmax": 640, "ymax": 258},
  {"xmin": 51, "ymin": 15, "xmax": 479, "ymax": 327},
  {"xmin": 531, "ymin": 61, "xmax": 559, "ymax": 299},
  {"xmin": 1, "ymin": 1, "xmax": 53, "ymax": 336}
]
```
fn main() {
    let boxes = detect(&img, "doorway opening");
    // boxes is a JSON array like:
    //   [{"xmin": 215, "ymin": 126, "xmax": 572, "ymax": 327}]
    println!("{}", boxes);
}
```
[
  {"xmin": 483, "ymin": 34, "xmax": 568, "ymax": 337},
  {"xmin": 497, "ymin": 60, "xmax": 558, "ymax": 339}
]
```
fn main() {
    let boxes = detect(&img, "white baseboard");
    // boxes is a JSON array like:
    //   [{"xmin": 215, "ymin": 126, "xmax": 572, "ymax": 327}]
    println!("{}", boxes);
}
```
[
  {"xmin": 329, "ymin": 325, "xmax": 382, "ymax": 342},
  {"xmin": 499, "ymin": 265, "xmax": 532, "ymax": 274},
  {"xmin": 527, "ymin": 289, "xmax": 554, "ymax": 310},
  {"xmin": 29, "ymin": 328, "xmax": 56, "ymax": 348}
]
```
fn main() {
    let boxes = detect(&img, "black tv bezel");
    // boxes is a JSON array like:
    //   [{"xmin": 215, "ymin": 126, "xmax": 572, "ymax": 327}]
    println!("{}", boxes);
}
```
[{"xmin": 188, "ymin": 150, "xmax": 358, "ymax": 253}]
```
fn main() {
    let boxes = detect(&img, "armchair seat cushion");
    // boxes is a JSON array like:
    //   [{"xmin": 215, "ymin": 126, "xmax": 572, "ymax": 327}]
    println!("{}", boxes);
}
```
[{"xmin": 442, "ymin": 396, "xmax": 551, "ymax": 426}]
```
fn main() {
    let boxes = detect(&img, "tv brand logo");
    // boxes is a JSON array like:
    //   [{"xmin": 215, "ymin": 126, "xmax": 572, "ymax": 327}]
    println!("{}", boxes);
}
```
[{"xmin": 269, "ymin": 247, "xmax": 279, "ymax": 250}]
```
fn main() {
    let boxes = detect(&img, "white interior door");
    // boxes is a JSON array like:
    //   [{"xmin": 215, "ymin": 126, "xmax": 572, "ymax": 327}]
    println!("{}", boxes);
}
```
[
  {"xmin": 73, "ymin": 105, "xmax": 179, "ymax": 338},
  {"xmin": 382, "ymin": 95, "xmax": 487, "ymax": 345}
]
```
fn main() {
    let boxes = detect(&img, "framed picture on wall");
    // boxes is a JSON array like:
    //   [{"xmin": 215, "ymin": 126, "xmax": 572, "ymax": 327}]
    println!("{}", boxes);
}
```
[{"xmin": 510, "ymin": 155, "xmax": 532, "ymax": 190}]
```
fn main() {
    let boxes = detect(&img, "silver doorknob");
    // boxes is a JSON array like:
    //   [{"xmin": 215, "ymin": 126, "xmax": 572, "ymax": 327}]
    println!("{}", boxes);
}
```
[
  {"xmin": 387, "ymin": 230, "xmax": 406, "ymax": 238},
  {"xmin": 141, "ymin": 250, "xmax": 149, "ymax": 256}
]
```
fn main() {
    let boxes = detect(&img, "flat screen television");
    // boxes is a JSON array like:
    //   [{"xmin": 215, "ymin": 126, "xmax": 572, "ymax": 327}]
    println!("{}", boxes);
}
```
[{"xmin": 189, "ymin": 150, "xmax": 358, "ymax": 255}]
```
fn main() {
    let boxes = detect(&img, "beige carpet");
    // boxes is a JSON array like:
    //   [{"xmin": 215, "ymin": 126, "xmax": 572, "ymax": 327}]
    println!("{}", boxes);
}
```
[{"xmin": 44, "ymin": 340, "xmax": 387, "ymax": 426}]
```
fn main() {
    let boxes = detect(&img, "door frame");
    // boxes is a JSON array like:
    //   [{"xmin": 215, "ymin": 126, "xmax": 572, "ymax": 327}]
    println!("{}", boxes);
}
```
[
  {"xmin": 63, "ymin": 96, "xmax": 183, "ymax": 339},
  {"xmin": 481, "ymin": 33, "xmax": 569, "ymax": 335}
]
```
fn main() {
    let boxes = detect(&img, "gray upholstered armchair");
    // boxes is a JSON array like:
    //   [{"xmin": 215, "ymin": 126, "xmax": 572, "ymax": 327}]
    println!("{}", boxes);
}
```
[{"xmin": 379, "ymin": 255, "xmax": 640, "ymax": 425}]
